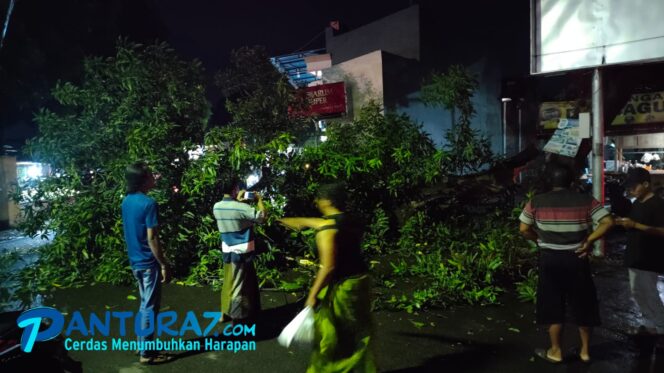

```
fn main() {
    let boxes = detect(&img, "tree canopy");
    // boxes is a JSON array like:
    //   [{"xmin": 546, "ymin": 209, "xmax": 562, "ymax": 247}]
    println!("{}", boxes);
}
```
[
  {"xmin": 214, "ymin": 46, "xmax": 310, "ymax": 145},
  {"xmin": 11, "ymin": 44, "xmax": 533, "ymax": 313},
  {"xmin": 19, "ymin": 41, "xmax": 210, "ymax": 285},
  {"xmin": 421, "ymin": 65, "xmax": 493, "ymax": 174}
]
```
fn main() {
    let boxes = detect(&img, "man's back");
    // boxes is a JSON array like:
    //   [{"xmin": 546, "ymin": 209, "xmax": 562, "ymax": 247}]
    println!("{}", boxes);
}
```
[
  {"xmin": 121, "ymin": 192, "xmax": 158, "ymax": 269},
  {"xmin": 213, "ymin": 197, "xmax": 264, "ymax": 262},
  {"xmin": 521, "ymin": 189, "xmax": 609, "ymax": 250}
]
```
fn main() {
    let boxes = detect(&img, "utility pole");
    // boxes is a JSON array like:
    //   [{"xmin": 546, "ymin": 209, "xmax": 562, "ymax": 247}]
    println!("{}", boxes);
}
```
[
  {"xmin": 591, "ymin": 68, "xmax": 605, "ymax": 256},
  {"xmin": 1, "ymin": 0, "xmax": 17, "ymax": 51}
]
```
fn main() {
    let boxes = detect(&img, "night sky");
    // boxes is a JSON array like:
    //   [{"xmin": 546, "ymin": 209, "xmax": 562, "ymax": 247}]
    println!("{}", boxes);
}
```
[
  {"xmin": 154, "ymin": 0, "xmax": 415, "ymax": 71},
  {"xmin": 0, "ymin": 0, "xmax": 418, "ymax": 155},
  {"xmin": 0, "ymin": 0, "xmax": 516, "ymax": 157}
]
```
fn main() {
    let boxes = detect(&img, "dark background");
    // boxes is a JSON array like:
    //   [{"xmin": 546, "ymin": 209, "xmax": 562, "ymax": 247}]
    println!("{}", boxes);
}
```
[{"xmin": 0, "ymin": 0, "xmax": 530, "ymax": 157}]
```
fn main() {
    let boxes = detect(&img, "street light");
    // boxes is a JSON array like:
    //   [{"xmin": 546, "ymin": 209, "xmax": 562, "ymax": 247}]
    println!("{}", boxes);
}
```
[{"xmin": 501, "ymin": 98, "xmax": 512, "ymax": 156}]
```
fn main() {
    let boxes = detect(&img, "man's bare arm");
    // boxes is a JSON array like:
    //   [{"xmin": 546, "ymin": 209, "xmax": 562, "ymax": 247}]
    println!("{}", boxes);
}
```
[
  {"xmin": 617, "ymin": 217, "xmax": 664, "ymax": 237},
  {"xmin": 305, "ymin": 229, "xmax": 336, "ymax": 308},
  {"xmin": 147, "ymin": 227, "xmax": 170, "ymax": 283},
  {"xmin": 519, "ymin": 222, "xmax": 538, "ymax": 242},
  {"xmin": 576, "ymin": 215, "xmax": 614, "ymax": 258},
  {"xmin": 147, "ymin": 227, "xmax": 168, "ymax": 266},
  {"xmin": 279, "ymin": 217, "xmax": 327, "ymax": 231},
  {"xmin": 585, "ymin": 215, "xmax": 614, "ymax": 244}
]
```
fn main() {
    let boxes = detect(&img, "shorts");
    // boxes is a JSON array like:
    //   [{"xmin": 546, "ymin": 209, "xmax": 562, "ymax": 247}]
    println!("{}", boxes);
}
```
[{"xmin": 536, "ymin": 249, "xmax": 601, "ymax": 326}]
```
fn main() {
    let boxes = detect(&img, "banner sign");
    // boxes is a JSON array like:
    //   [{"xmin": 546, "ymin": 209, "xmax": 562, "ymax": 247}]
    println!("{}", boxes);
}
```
[
  {"xmin": 543, "ymin": 119, "xmax": 582, "ymax": 158},
  {"xmin": 299, "ymin": 82, "xmax": 346, "ymax": 117},
  {"xmin": 539, "ymin": 101, "xmax": 579, "ymax": 130},
  {"xmin": 611, "ymin": 91, "xmax": 664, "ymax": 125},
  {"xmin": 532, "ymin": 0, "xmax": 664, "ymax": 74}
]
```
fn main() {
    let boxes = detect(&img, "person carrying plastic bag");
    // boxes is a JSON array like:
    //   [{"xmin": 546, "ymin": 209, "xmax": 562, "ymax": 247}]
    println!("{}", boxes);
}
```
[
  {"xmin": 279, "ymin": 182, "xmax": 375, "ymax": 372},
  {"xmin": 278, "ymin": 306, "xmax": 314, "ymax": 348}
]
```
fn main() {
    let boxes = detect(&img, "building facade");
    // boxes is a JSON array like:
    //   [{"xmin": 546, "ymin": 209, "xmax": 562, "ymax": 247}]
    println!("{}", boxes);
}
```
[{"xmin": 292, "ymin": 3, "xmax": 529, "ymax": 154}]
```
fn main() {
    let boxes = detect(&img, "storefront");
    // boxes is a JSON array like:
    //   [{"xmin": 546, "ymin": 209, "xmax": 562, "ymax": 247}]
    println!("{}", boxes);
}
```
[
  {"xmin": 606, "ymin": 88, "xmax": 664, "ymax": 195},
  {"xmin": 526, "ymin": 0, "xmax": 664, "ymax": 212},
  {"xmin": 504, "ymin": 62, "xmax": 664, "ymax": 203}
]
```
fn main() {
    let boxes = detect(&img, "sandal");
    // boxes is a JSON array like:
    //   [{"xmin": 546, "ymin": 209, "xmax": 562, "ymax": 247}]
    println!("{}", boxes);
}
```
[
  {"xmin": 534, "ymin": 348, "xmax": 563, "ymax": 364},
  {"xmin": 569, "ymin": 347, "xmax": 591, "ymax": 363}
]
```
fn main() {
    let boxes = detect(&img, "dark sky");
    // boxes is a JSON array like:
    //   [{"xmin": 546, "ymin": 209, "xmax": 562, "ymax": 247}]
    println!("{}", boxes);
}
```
[
  {"xmin": 153, "ymin": 0, "xmax": 416, "ymax": 73},
  {"xmin": 0, "ymin": 0, "xmax": 417, "ymax": 153},
  {"xmin": 153, "ymin": 0, "xmax": 418, "ymax": 125},
  {"xmin": 1, "ymin": 0, "xmax": 535, "ymax": 157}
]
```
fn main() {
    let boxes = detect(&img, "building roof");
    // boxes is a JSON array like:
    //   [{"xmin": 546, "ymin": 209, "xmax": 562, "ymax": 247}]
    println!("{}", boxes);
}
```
[{"xmin": 270, "ymin": 48, "xmax": 325, "ymax": 87}]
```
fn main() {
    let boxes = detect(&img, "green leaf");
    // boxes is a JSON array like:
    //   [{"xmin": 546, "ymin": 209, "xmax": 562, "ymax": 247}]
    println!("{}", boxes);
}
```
[{"xmin": 409, "ymin": 320, "xmax": 425, "ymax": 329}]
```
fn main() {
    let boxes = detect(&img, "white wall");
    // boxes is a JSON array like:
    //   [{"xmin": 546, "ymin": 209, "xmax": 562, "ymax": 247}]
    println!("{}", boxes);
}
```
[{"xmin": 321, "ymin": 50, "xmax": 384, "ymax": 118}]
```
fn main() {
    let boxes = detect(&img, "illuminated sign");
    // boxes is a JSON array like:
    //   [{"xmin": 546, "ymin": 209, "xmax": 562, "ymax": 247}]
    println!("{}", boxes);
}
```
[
  {"xmin": 298, "ymin": 82, "xmax": 347, "ymax": 117},
  {"xmin": 539, "ymin": 101, "xmax": 581, "ymax": 130},
  {"xmin": 612, "ymin": 91, "xmax": 664, "ymax": 125}
]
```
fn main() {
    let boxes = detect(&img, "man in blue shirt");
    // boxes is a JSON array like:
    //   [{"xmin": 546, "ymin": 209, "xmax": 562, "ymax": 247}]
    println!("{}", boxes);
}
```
[{"xmin": 121, "ymin": 162, "xmax": 171, "ymax": 364}]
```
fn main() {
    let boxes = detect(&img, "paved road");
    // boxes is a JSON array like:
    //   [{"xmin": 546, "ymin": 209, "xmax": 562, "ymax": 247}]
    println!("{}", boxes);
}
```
[
  {"xmin": 2, "ymin": 231, "xmax": 663, "ymax": 372},
  {"xmin": 1, "ymin": 261, "xmax": 661, "ymax": 373},
  {"xmin": 0, "ymin": 229, "xmax": 53, "ymax": 253},
  {"xmin": 0, "ymin": 229, "xmax": 52, "ymax": 312}
]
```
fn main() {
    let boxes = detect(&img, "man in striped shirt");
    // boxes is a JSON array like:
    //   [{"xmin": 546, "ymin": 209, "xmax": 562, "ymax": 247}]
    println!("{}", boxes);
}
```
[
  {"xmin": 213, "ymin": 178, "xmax": 266, "ymax": 324},
  {"xmin": 519, "ymin": 165, "xmax": 613, "ymax": 363}
]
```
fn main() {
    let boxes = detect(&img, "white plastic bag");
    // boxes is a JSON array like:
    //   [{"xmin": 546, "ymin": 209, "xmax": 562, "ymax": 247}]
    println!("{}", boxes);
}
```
[{"xmin": 278, "ymin": 306, "xmax": 314, "ymax": 348}]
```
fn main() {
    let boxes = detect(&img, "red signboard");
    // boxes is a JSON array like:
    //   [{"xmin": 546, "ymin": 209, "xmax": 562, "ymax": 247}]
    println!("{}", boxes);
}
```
[{"xmin": 299, "ymin": 82, "xmax": 347, "ymax": 117}]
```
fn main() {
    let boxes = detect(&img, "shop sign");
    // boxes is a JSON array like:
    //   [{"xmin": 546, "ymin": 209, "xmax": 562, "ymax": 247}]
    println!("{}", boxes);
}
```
[
  {"xmin": 295, "ymin": 82, "xmax": 346, "ymax": 117},
  {"xmin": 611, "ymin": 91, "xmax": 664, "ymax": 125},
  {"xmin": 543, "ymin": 119, "xmax": 582, "ymax": 157},
  {"xmin": 539, "ymin": 101, "xmax": 579, "ymax": 130}
]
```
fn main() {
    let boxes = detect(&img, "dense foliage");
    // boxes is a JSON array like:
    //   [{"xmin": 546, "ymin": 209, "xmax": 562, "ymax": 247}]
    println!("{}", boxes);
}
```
[
  {"xmin": 214, "ymin": 46, "xmax": 310, "ymax": 145},
  {"xmin": 12, "ymin": 45, "xmax": 535, "ymax": 312},
  {"xmin": 15, "ymin": 41, "xmax": 210, "ymax": 289},
  {"xmin": 384, "ymin": 212, "xmax": 531, "ymax": 311},
  {"xmin": 422, "ymin": 65, "xmax": 493, "ymax": 174}
]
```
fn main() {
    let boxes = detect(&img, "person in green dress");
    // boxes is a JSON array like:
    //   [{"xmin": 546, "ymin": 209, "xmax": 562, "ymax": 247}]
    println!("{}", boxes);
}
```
[{"xmin": 279, "ymin": 183, "xmax": 375, "ymax": 373}]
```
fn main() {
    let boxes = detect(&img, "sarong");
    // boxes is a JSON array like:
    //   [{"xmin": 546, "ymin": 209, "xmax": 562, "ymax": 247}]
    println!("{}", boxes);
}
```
[
  {"xmin": 221, "ymin": 261, "xmax": 261, "ymax": 320},
  {"xmin": 308, "ymin": 273, "xmax": 376, "ymax": 373}
]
